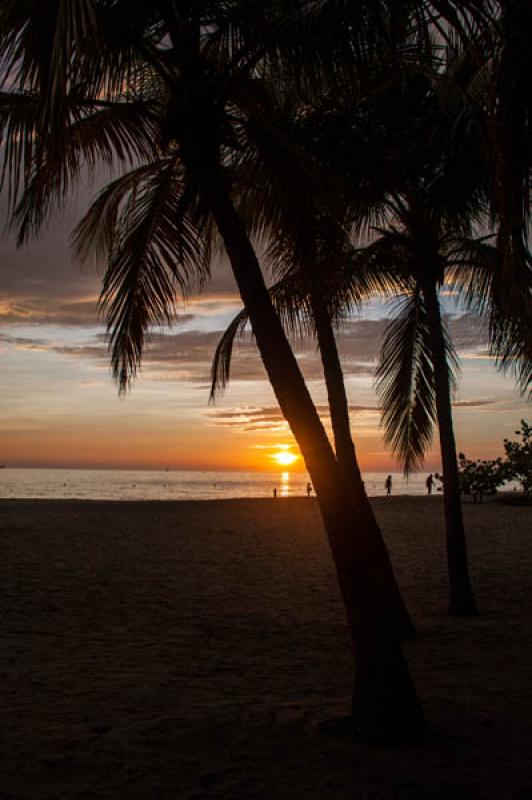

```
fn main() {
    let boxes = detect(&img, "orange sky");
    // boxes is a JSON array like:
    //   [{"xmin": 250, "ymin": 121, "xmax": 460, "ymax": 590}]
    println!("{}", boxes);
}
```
[
  {"xmin": 0, "ymin": 197, "xmax": 529, "ymax": 472},
  {"xmin": 0, "ymin": 306, "xmax": 527, "ymax": 472}
]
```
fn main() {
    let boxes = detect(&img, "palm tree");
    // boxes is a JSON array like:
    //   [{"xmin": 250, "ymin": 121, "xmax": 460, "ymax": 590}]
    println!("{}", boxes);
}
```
[
  {"xmin": 213, "ymin": 21, "xmax": 530, "ymax": 620},
  {"xmin": 488, "ymin": 1, "xmax": 532, "ymax": 277},
  {"xmin": 478, "ymin": 1, "xmax": 532, "ymax": 395},
  {"xmin": 344, "ymin": 42, "xmax": 488, "ymax": 616},
  {"xmin": 347, "ymin": 30, "xmax": 530, "ymax": 615},
  {"xmin": 211, "ymin": 213, "xmax": 416, "ymax": 639},
  {"xmin": 371, "ymin": 223, "xmax": 479, "ymax": 617},
  {"xmin": 0, "ymin": 0, "xmax": 429, "ymax": 743}
]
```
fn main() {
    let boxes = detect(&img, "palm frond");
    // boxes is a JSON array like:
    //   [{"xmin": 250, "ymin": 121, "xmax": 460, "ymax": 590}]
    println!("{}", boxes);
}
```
[
  {"xmin": 71, "ymin": 161, "xmax": 161, "ymax": 263},
  {"xmin": 0, "ymin": 90, "xmax": 40, "ymax": 213},
  {"xmin": 0, "ymin": 0, "xmax": 100, "ymax": 155},
  {"xmin": 352, "ymin": 227, "xmax": 414, "ymax": 287},
  {"xmin": 230, "ymin": 100, "xmax": 344, "ymax": 250},
  {"xmin": 209, "ymin": 306, "xmax": 250, "ymax": 401},
  {"xmin": 375, "ymin": 290, "xmax": 438, "ymax": 474},
  {"xmin": 209, "ymin": 271, "xmax": 312, "ymax": 402},
  {"xmin": 265, "ymin": 214, "xmax": 409, "ymax": 337},
  {"xmin": 4, "ymin": 96, "xmax": 158, "ymax": 242},
  {"xmin": 446, "ymin": 233, "xmax": 498, "ymax": 314},
  {"xmin": 489, "ymin": 300, "xmax": 532, "ymax": 399},
  {"xmin": 74, "ymin": 157, "xmax": 212, "ymax": 391},
  {"xmin": 448, "ymin": 235, "xmax": 532, "ymax": 398},
  {"xmin": 489, "ymin": 2, "xmax": 532, "ymax": 268}
]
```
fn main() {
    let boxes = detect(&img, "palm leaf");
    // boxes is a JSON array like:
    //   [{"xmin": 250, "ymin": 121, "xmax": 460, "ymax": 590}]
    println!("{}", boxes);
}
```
[
  {"xmin": 266, "ymin": 214, "xmax": 405, "ymax": 323},
  {"xmin": 209, "ymin": 307, "xmax": 250, "ymax": 401},
  {"xmin": 0, "ymin": 90, "xmax": 40, "ymax": 212},
  {"xmin": 489, "ymin": 2, "xmax": 532, "ymax": 269},
  {"xmin": 4, "ymin": 95, "xmax": 158, "ymax": 242},
  {"xmin": 0, "ymin": 0, "xmax": 100, "ymax": 160},
  {"xmin": 74, "ymin": 157, "xmax": 212, "ymax": 391},
  {"xmin": 376, "ymin": 290, "xmax": 437, "ymax": 474},
  {"xmin": 209, "ymin": 272, "xmax": 312, "ymax": 401},
  {"xmin": 448, "ymin": 234, "xmax": 532, "ymax": 398}
]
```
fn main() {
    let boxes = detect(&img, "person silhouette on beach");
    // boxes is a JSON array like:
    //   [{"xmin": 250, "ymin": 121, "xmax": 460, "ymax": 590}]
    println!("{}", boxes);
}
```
[
  {"xmin": 426, "ymin": 474, "xmax": 434, "ymax": 495},
  {"xmin": 306, "ymin": 481, "xmax": 312, "ymax": 497},
  {"xmin": 273, "ymin": 487, "xmax": 277, "ymax": 499},
  {"xmin": 385, "ymin": 475, "xmax": 392, "ymax": 496}
]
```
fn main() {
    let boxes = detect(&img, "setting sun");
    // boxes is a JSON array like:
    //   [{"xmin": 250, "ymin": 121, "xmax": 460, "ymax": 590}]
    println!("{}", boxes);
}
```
[{"xmin": 272, "ymin": 450, "xmax": 299, "ymax": 467}]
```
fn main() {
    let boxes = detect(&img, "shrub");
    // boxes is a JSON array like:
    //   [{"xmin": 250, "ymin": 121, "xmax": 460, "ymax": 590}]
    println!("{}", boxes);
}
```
[
  {"xmin": 503, "ymin": 420, "xmax": 532, "ymax": 499},
  {"xmin": 436, "ymin": 453, "xmax": 507, "ymax": 503}
]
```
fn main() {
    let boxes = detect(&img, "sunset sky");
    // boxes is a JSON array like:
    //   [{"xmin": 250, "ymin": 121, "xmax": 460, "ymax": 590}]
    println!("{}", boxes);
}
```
[{"xmin": 0, "ymin": 190, "xmax": 529, "ymax": 473}]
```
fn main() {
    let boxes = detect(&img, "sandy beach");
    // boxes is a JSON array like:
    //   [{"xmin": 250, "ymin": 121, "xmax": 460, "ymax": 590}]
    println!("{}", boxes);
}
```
[{"xmin": 1, "ymin": 495, "xmax": 531, "ymax": 799}]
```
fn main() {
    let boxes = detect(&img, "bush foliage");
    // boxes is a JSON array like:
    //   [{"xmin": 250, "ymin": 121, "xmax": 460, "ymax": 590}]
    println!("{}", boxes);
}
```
[
  {"xmin": 503, "ymin": 420, "xmax": 532, "ymax": 499},
  {"xmin": 435, "ymin": 420, "xmax": 531, "ymax": 502}
]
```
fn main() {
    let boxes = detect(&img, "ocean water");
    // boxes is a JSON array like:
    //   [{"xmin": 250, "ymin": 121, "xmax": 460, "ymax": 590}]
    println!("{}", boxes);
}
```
[{"xmin": 0, "ymin": 468, "xmax": 429, "ymax": 501}]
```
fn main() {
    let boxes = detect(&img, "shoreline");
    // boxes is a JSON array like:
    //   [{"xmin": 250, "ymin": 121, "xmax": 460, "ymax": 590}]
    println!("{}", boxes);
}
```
[
  {"xmin": 0, "ymin": 492, "xmax": 519, "ymax": 506},
  {"xmin": 0, "ymin": 493, "xmax": 438, "ymax": 504}
]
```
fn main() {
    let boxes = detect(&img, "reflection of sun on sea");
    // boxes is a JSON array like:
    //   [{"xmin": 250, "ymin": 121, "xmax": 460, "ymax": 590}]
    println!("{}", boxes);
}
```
[{"xmin": 270, "ymin": 448, "xmax": 299, "ymax": 497}]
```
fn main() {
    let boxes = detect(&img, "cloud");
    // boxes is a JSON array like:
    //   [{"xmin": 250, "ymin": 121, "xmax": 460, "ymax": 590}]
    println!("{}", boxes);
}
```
[
  {"xmin": 0, "ymin": 175, "xmax": 239, "ymax": 313},
  {"xmin": 0, "ymin": 297, "xmax": 102, "ymax": 326},
  {"xmin": 0, "ymin": 333, "xmax": 50, "ymax": 350},
  {"xmin": 1, "ymin": 230, "xmax": 233, "ymax": 330},
  {"xmin": 205, "ymin": 402, "xmax": 380, "ymax": 433},
  {"xmin": 206, "ymin": 406, "xmax": 287, "ymax": 429},
  {"xmin": 41, "ymin": 327, "xmax": 261, "ymax": 384},
  {"xmin": 0, "ymin": 295, "xmax": 493, "ymax": 392},
  {"xmin": 452, "ymin": 398, "xmax": 497, "ymax": 408},
  {"xmin": 335, "ymin": 319, "xmax": 385, "ymax": 361},
  {"xmin": 0, "ymin": 294, "xmax": 204, "ymax": 328},
  {"xmin": 447, "ymin": 313, "xmax": 488, "ymax": 351},
  {"xmin": 185, "ymin": 293, "xmax": 241, "ymax": 314},
  {"xmin": 348, "ymin": 404, "xmax": 380, "ymax": 414}
]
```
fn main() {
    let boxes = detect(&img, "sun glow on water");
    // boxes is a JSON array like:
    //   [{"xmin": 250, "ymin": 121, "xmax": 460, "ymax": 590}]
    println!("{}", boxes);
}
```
[{"xmin": 280, "ymin": 471, "xmax": 290, "ymax": 497}]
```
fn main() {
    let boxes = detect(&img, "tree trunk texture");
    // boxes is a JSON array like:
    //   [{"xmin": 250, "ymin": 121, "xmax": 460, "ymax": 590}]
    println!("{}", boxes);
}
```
[
  {"xmin": 423, "ymin": 278, "xmax": 478, "ymax": 616},
  {"xmin": 208, "ymin": 174, "xmax": 425, "ymax": 744},
  {"xmin": 311, "ymin": 297, "xmax": 416, "ymax": 640}
]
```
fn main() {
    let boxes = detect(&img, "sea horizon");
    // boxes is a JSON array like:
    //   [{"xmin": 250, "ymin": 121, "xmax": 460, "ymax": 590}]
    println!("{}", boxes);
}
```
[
  {"xmin": 0, "ymin": 466, "xmax": 433, "ymax": 501},
  {"xmin": 0, "ymin": 464, "xmax": 413, "ymax": 473}
]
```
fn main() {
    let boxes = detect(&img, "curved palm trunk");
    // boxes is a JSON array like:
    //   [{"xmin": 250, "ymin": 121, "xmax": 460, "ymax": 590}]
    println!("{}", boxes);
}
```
[
  {"xmin": 422, "ymin": 278, "xmax": 478, "ymax": 616},
  {"xmin": 207, "ymin": 174, "xmax": 425, "ymax": 744},
  {"xmin": 311, "ymin": 297, "xmax": 416, "ymax": 640}
]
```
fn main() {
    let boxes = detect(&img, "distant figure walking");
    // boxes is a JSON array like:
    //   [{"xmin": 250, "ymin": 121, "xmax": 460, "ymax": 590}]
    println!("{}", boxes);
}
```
[
  {"xmin": 306, "ymin": 481, "xmax": 312, "ymax": 497},
  {"xmin": 385, "ymin": 474, "xmax": 393, "ymax": 496},
  {"xmin": 426, "ymin": 474, "xmax": 434, "ymax": 495},
  {"xmin": 273, "ymin": 487, "xmax": 277, "ymax": 499}
]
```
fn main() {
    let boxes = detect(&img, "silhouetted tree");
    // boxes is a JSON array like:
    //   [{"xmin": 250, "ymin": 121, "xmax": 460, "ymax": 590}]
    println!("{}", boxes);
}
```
[
  {"xmin": 363, "ymin": 31, "xmax": 531, "ymax": 613},
  {"xmin": 211, "ymin": 214, "xmax": 416, "ymax": 639},
  {"xmin": 503, "ymin": 420, "xmax": 532, "ymax": 499},
  {"xmin": 0, "ymin": 0, "xmax": 435, "ymax": 743}
]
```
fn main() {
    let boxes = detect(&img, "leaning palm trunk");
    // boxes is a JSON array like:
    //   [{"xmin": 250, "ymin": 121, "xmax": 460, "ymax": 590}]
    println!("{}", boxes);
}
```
[
  {"xmin": 311, "ymin": 295, "xmax": 417, "ymax": 640},
  {"xmin": 207, "ymin": 172, "xmax": 425, "ymax": 744},
  {"xmin": 422, "ymin": 278, "xmax": 478, "ymax": 616}
]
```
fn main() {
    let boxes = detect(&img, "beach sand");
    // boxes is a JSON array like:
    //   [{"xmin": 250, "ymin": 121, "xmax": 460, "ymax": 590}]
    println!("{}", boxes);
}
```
[{"xmin": 1, "ymin": 496, "xmax": 531, "ymax": 799}]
